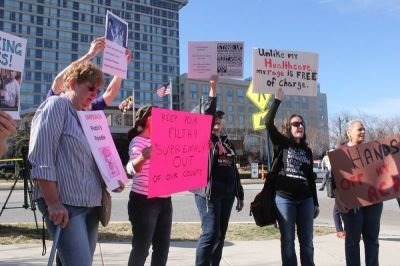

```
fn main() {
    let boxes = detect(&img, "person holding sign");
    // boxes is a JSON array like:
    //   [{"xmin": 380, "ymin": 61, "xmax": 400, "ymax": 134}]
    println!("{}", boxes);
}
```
[
  {"xmin": 126, "ymin": 105, "xmax": 173, "ymax": 266},
  {"xmin": 265, "ymin": 87, "xmax": 319, "ymax": 266},
  {"xmin": 337, "ymin": 120, "xmax": 383, "ymax": 266},
  {"xmin": 0, "ymin": 110, "xmax": 17, "ymax": 158},
  {"xmin": 47, "ymin": 37, "xmax": 131, "ymax": 110},
  {"xmin": 192, "ymin": 76, "xmax": 244, "ymax": 266},
  {"xmin": 28, "ymin": 61, "xmax": 124, "ymax": 266}
]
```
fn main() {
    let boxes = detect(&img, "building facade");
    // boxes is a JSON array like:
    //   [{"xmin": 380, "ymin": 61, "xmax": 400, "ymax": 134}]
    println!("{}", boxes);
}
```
[
  {"xmin": 0, "ymin": 0, "xmax": 187, "ymax": 110},
  {"xmin": 179, "ymin": 74, "xmax": 329, "ymax": 164}
]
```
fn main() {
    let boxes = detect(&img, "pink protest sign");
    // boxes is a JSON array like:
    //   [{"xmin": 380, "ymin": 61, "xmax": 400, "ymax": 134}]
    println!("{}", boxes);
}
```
[{"xmin": 148, "ymin": 108, "xmax": 212, "ymax": 198}]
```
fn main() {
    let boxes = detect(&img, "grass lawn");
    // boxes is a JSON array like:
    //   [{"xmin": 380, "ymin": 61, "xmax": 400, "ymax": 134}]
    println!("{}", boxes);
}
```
[{"xmin": 0, "ymin": 222, "xmax": 335, "ymax": 245}]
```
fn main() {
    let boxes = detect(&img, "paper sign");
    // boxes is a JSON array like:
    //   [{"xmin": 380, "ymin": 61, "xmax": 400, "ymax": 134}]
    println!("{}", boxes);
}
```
[
  {"xmin": 188, "ymin": 41, "xmax": 244, "ymax": 79},
  {"xmin": 102, "ymin": 10, "xmax": 128, "ymax": 79},
  {"xmin": 246, "ymin": 81, "xmax": 272, "ymax": 111},
  {"xmin": 0, "ymin": 31, "xmax": 27, "ymax": 119},
  {"xmin": 328, "ymin": 136, "xmax": 400, "ymax": 213},
  {"xmin": 252, "ymin": 48, "xmax": 319, "ymax": 96},
  {"xmin": 252, "ymin": 110, "xmax": 268, "ymax": 131},
  {"xmin": 148, "ymin": 108, "xmax": 212, "ymax": 198},
  {"xmin": 77, "ymin": 111, "xmax": 128, "ymax": 191},
  {"xmin": 251, "ymin": 163, "xmax": 259, "ymax": 178}
]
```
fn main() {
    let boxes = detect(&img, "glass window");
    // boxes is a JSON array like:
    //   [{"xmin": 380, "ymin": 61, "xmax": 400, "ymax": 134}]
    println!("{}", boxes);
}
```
[
  {"xmin": 285, "ymin": 95, "xmax": 291, "ymax": 107},
  {"xmin": 190, "ymin": 83, "xmax": 197, "ymax": 100}
]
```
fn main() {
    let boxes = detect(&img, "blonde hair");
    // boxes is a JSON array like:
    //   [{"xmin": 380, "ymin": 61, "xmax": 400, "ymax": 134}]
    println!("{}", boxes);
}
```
[{"xmin": 63, "ymin": 61, "xmax": 104, "ymax": 91}]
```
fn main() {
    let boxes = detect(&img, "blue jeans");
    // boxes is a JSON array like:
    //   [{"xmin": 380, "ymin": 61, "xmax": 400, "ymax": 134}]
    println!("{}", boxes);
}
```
[
  {"xmin": 127, "ymin": 191, "xmax": 173, "ymax": 266},
  {"xmin": 195, "ymin": 193, "xmax": 235, "ymax": 266},
  {"xmin": 37, "ymin": 198, "xmax": 99, "ymax": 266},
  {"xmin": 341, "ymin": 202, "xmax": 383, "ymax": 266},
  {"xmin": 274, "ymin": 195, "xmax": 315, "ymax": 266}
]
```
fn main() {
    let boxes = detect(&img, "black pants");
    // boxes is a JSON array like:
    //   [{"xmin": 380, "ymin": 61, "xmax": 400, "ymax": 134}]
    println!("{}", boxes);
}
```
[{"xmin": 127, "ymin": 191, "xmax": 173, "ymax": 266}]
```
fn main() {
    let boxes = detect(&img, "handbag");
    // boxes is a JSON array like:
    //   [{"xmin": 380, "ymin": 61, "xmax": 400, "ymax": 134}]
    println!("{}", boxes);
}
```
[
  {"xmin": 250, "ymin": 150, "xmax": 282, "ymax": 227},
  {"xmin": 97, "ymin": 182, "xmax": 112, "ymax": 227}
]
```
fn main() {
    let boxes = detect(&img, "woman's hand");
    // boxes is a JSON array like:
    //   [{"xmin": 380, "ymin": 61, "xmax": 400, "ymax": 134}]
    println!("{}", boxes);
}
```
[
  {"xmin": 209, "ymin": 75, "xmax": 218, "ymax": 97},
  {"xmin": 275, "ymin": 87, "xmax": 284, "ymax": 101},
  {"xmin": 126, "ymin": 48, "xmax": 132, "ymax": 63},
  {"xmin": 47, "ymin": 201, "xmax": 69, "ymax": 229},
  {"xmin": 314, "ymin": 206, "xmax": 320, "ymax": 218},
  {"xmin": 112, "ymin": 180, "xmax": 125, "ymax": 193},
  {"xmin": 87, "ymin": 37, "xmax": 105, "ymax": 59},
  {"xmin": 141, "ymin": 145, "xmax": 152, "ymax": 160},
  {"xmin": 236, "ymin": 200, "xmax": 244, "ymax": 212}
]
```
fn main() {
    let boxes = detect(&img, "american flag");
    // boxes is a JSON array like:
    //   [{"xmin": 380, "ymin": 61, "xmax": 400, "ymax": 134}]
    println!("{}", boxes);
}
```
[{"xmin": 156, "ymin": 83, "xmax": 171, "ymax": 97}]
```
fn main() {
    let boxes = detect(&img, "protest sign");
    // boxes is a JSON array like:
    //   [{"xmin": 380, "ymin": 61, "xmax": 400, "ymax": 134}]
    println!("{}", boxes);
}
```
[
  {"xmin": 188, "ymin": 41, "xmax": 244, "ymax": 79},
  {"xmin": 77, "ymin": 111, "xmax": 128, "ymax": 191},
  {"xmin": 328, "ymin": 136, "xmax": 400, "ymax": 212},
  {"xmin": 148, "ymin": 108, "xmax": 212, "ymax": 198},
  {"xmin": 252, "ymin": 48, "xmax": 319, "ymax": 96},
  {"xmin": 0, "ymin": 31, "xmax": 27, "ymax": 119},
  {"xmin": 246, "ymin": 81, "xmax": 272, "ymax": 111},
  {"xmin": 102, "ymin": 10, "xmax": 128, "ymax": 79}
]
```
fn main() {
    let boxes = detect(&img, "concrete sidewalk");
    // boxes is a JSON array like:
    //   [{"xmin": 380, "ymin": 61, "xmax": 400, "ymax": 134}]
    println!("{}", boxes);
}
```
[{"xmin": 0, "ymin": 230, "xmax": 399, "ymax": 265}]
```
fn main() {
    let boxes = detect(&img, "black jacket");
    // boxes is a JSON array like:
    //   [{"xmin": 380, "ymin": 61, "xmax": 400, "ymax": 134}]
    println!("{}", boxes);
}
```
[{"xmin": 191, "ymin": 96, "xmax": 244, "ymax": 201}]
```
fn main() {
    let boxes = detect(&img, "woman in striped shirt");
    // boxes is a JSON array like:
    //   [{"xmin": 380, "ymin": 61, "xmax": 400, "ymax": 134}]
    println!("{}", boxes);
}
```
[
  {"xmin": 126, "ymin": 105, "xmax": 173, "ymax": 266},
  {"xmin": 29, "ymin": 61, "xmax": 124, "ymax": 266}
]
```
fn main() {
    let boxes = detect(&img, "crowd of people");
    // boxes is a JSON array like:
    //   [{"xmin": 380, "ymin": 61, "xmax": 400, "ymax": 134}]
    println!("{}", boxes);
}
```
[{"xmin": 0, "ymin": 36, "xmax": 398, "ymax": 266}]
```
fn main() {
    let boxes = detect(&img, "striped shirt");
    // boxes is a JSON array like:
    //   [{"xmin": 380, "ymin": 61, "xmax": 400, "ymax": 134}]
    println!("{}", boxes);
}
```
[
  {"xmin": 127, "ymin": 136, "xmax": 151, "ymax": 195},
  {"xmin": 28, "ymin": 96, "xmax": 102, "ymax": 207}
]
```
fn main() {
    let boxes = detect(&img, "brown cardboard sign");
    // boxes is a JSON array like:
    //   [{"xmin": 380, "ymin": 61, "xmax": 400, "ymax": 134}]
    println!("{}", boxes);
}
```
[{"xmin": 328, "ymin": 136, "xmax": 400, "ymax": 213}]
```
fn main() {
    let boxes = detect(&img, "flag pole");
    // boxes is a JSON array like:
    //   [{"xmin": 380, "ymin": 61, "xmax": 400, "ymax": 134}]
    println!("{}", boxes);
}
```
[{"xmin": 169, "ymin": 77, "xmax": 173, "ymax": 110}]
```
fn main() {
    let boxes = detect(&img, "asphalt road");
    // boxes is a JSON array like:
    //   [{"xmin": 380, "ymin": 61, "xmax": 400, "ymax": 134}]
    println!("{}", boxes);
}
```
[{"xmin": 1, "ymin": 184, "xmax": 399, "ymax": 230}]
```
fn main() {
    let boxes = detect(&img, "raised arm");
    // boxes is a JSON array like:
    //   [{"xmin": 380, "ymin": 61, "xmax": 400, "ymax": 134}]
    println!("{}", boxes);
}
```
[
  {"xmin": 51, "ymin": 37, "xmax": 105, "ymax": 95},
  {"xmin": 265, "ymin": 88, "xmax": 286, "ymax": 145}
]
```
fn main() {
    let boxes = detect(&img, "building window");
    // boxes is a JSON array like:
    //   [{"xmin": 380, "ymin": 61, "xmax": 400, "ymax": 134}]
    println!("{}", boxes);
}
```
[
  {"xmin": 301, "ymin": 96, "xmax": 308, "ymax": 109},
  {"xmin": 190, "ymin": 83, "xmax": 197, "ymax": 100},
  {"xmin": 237, "ymin": 88, "xmax": 244, "ymax": 103},
  {"xmin": 226, "ymin": 87, "xmax": 233, "ymax": 103},
  {"xmin": 285, "ymin": 95, "xmax": 291, "ymax": 107}
]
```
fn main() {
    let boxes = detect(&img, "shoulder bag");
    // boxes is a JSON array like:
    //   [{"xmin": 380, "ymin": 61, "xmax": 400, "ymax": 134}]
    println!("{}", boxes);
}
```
[
  {"xmin": 250, "ymin": 150, "xmax": 282, "ymax": 227},
  {"xmin": 97, "ymin": 182, "xmax": 112, "ymax": 227}
]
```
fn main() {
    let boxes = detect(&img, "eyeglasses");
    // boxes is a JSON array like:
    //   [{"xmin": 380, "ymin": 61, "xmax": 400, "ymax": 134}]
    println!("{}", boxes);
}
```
[
  {"xmin": 290, "ymin": 121, "xmax": 304, "ymax": 128},
  {"xmin": 87, "ymin": 85, "xmax": 101, "ymax": 94}
]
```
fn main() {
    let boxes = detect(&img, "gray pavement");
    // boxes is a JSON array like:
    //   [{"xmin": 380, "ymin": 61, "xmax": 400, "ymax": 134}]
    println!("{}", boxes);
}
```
[{"xmin": 0, "ymin": 228, "xmax": 399, "ymax": 265}]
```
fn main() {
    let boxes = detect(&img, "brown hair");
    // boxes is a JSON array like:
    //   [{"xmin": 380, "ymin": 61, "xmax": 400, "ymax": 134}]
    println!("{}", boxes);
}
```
[
  {"xmin": 63, "ymin": 61, "xmax": 104, "ymax": 91},
  {"xmin": 127, "ymin": 105, "xmax": 153, "ymax": 142},
  {"xmin": 280, "ymin": 114, "xmax": 308, "ymax": 146}
]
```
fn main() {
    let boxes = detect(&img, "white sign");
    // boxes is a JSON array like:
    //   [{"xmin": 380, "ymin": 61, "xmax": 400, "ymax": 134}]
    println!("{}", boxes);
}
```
[
  {"xmin": 251, "ymin": 163, "xmax": 259, "ymax": 178},
  {"xmin": 77, "ymin": 111, "xmax": 128, "ymax": 191},
  {"xmin": 0, "ymin": 31, "xmax": 27, "ymax": 119},
  {"xmin": 252, "ymin": 48, "xmax": 319, "ymax": 96},
  {"xmin": 188, "ymin": 41, "xmax": 244, "ymax": 79},
  {"xmin": 102, "ymin": 10, "xmax": 128, "ymax": 79}
]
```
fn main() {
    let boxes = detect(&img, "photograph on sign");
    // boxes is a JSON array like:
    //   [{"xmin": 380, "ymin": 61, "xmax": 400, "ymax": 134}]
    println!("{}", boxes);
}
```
[
  {"xmin": 252, "ymin": 48, "xmax": 319, "ymax": 96},
  {"xmin": 102, "ymin": 10, "xmax": 128, "ymax": 79},
  {"xmin": 0, "ymin": 31, "xmax": 27, "ymax": 119}
]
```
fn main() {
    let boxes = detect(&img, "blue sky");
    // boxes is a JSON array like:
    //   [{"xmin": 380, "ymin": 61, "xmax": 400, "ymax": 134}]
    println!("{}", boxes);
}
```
[{"xmin": 179, "ymin": 0, "xmax": 400, "ymax": 119}]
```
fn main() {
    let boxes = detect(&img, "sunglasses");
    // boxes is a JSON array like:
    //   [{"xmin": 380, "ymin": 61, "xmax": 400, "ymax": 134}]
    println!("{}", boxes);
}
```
[
  {"xmin": 290, "ymin": 121, "xmax": 304, "ymax": 128},
  {"xmin": 87, "ymin": 85, "xmax": 101, "ymax": 94}
]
